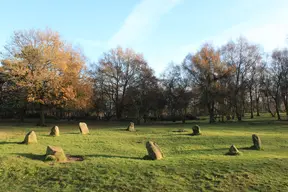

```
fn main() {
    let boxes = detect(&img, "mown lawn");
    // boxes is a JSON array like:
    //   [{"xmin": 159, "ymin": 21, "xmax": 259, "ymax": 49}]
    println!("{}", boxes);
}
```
[{"xmin": 0, "ymin": 117, "xmax": 287, "ymax": 192}]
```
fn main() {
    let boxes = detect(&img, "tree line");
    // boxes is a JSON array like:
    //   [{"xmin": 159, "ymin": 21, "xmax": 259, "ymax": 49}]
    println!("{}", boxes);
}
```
[{"xmin": 0, "ymin": 29, "xmax": 287, "ymax": 125}]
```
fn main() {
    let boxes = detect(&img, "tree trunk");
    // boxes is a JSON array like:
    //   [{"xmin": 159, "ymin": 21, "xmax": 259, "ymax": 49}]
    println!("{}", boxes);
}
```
[
  {"xmin": 266, "ymin": 96, "xmax": 275, "ymax": 117},
  {"xmin": 19, "ymin": 107, "xmax": 26, "ymax": 122},
  {"xmin": 182, "ymin": 108, "xmax": 187, "ymax": 124},
  {"xmin": 136, "ymin": 108, "xmax": 141, "ymax": 125},
  {"xmin": 60, "ymin": 108, "xmax": 64, "ymax": 119},
  {"xmin": 171, "ymin": 108, "xmax": 176, "ymax": 122},
  {"xmin": 182, "ymin": 118, "xmax": 186, "ymax": 124},
  {"xmin": 241, "ymin": 93, "xmax": 245, "ymax": 118},
  {"xmin": 143, "ymin": 114, "xmax": 147, "ymax": 123},
  {"xmin": 236, "ymin": 105, "xmax": 242, "ymax": 121},
  {"xmin": 249, "ymin": 88, "xmax": 254, "ymax": 119},
  {"xmin": 274, "ymin": 98, "xmax": 281, "ymax": 120},
  {"xmin": 136, "ymin": 118, "xmax": 141, "ymax": 125},
  {"xmin": 116, "ymin": 103, "xmax": 122, "ymax": 120},
  {"xmin": 39, "ymin": 104, "xmax": 46, "ymax": 126},
  {"xmin": 256, "ymin": 97, "xmax": 260, "ymax": 116},
  {"xmin": 235, "ymin": 100, "xmax": 242, "ymax": 121},
  {"xmin": 237, "ymin": 113, "xmax": 242, "ymax": 121},
  {"xmin": 208, "ymin": 102, "xmax": 215, "ymax": 123},
  {"xmin": 282, "ymin": 95, "xmax": 288, "ymax": 120}
]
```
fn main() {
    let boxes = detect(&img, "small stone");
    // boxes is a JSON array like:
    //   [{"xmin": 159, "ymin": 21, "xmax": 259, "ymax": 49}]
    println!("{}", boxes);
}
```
[
  {"xmin": 45, "ymin": 146, "xmax": 67, "ymax": 162},
  {"xmin": 252, "ymin": 134, "xmax": 262, "ymax": 150},
  {"xmin": 126, "ymin": 122, "xmax": 135, "ymax": 132},
  {"xmin": 192, "ymin": 125, "xmax": 201, "ymax": 135},
  {"xmin": 226, "ymin": 145, "xmax": 241, "ymax": 156},
  {"xmin": 79, "ymin": 122, "xmax": 89, "ymax": 134},
  {"xmin": 50, "ymin": 126, "xmax": 60, "ymax": 136},
  {"xmin": 22, "ymin": 131, "xmax": 37, "ymax": 144},
  {"xmin": 145, "ymin": 141, "xmax": 164, "ymax": 160}
]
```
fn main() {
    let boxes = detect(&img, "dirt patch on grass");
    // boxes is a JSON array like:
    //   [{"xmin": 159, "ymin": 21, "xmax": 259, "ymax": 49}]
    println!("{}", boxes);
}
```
[
  {"xmin": 66, "ymin": 154, "xmax": 84, "ymax": 162},
  {"xmin": 48, "ymin": 155, "xmax": 84, "ymax": 165},
  {"xmin": 15, "ymin": 153, "xmax": 84, "ymax": 162}
]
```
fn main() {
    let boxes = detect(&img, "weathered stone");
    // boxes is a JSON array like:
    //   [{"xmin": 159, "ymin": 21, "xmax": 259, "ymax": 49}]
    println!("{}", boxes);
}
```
[
  {"xmin": 252, "ymin": 134, "xmax": 262, "ymax": 150},
  {"xmin": 45, "ymin": 146, "xmax": 67, "ymax": 162},
  {"xmin": 22, "ymin": 131, "xmax": 37, "ymax": 144},
  {"xmin": 145, "ymin": 141, "xmax": 163, "ymax": 160},
  {"xmin": 226, "ymin": 145, "xmax": 241, "ymax": 156},
  {"xmin": 79, "ymin": 122, "xmax": 89, "ymax": 134},
  {"xmin": 192, "ymin": 125, "xmax": 201, "ymax": 135},
  {"xmin": 50, "ymin": 126, "xmax": 60, "ymax": 136},
  {"xmin": 126, "ymin": 122, "xmax": 135, "ymax": 132}
]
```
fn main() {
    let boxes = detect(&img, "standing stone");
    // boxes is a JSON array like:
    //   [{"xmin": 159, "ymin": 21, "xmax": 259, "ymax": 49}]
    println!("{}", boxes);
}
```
[
  {"xmin": 22, "ymin": 131, "xmax": 37, "ymax": 144},
  {"xmin": 50, "ymin": 126, "xmax": 60, "ymax": 136},
  {"xmin": 126, "ymin": 122, "xmax": 135, "ymax": 132},
  {"xmin": 226, "ymin": 145, "xmax": 241, "ymax": 155},
  {"xmin": 45, "ymin": 146, "xmax": 67, "ymax": 162},
  {"xmin": 192, "ymin": 125, "xmax": 201, "ymax": 135},
  {"xmin": 145, "ymin": 141, "xmax": 163, "ymax": 160},
  {"xmin": 79, "ymin": 122, "xmax": 89, "ymax": 134},
  {"xmin": 252, "ymin": 134, "xmax": 262, "ymax": 150}
]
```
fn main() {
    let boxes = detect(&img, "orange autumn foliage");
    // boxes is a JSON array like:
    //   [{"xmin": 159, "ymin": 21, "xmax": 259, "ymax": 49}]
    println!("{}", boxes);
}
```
[{"xmin": 1, "ymin": 28, "xmax": 92, "ymax": 110}]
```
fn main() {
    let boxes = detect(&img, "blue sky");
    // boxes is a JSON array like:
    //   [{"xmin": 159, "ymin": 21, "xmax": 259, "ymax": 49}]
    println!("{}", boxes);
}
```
[{"xmin": 0, "ymin": 0, "xmax": 288, "ymax": 75}]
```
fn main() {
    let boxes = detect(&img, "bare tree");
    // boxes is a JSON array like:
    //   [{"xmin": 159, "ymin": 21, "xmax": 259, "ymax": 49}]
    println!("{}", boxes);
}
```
[
  {"xmin": 92, "ymin": 47, "xmax": 148, "ymax": 120},
  {"xmin": 162, "ymin": 63, "xmax": 191, "ymax": 123},
  {"xmin": 221, "ymin": 37, "xmax": 262, "ymax": 121}
]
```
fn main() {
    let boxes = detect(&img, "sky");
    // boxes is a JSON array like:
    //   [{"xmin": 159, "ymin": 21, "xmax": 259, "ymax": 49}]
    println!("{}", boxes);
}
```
[{"xmin": 0, "ymin": 0, "xmax": 288, "ymax": 75}]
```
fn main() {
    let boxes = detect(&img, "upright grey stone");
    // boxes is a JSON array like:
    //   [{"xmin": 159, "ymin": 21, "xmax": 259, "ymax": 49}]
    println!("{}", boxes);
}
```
[
  {"xmin": 22, "ymin": 131, "xmax": 37, "ymax": 144},
  {"xmin": 50, "ymin": 126, "xmax": 60, "ymax": 136},
  {"xmin": 145, "ymin": 141, "xmax": 163, "ymax": 160},
  {"xmin": 79, "ymin": 122, "xmax": 89, "ymax": 134},
  {"xmin": 252, "ymin": 134, "xmax": 262, "ymax": 150},
  {"xmin": 192, "ymin": 125, "xmax": 201, "ymax": 135},
  {"xmin": 226, "ymin": 145, "xmax": 241, "ymax": 156},
  {"xmin": 126, "ymin": 122, "xmax": 135, "ymax": 132}
]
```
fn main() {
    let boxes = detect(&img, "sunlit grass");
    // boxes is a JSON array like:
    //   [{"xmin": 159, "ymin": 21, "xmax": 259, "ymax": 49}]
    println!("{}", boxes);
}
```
[{"xmin": 0, "ymin": 115, "xmax": 287, "ymax": 191}]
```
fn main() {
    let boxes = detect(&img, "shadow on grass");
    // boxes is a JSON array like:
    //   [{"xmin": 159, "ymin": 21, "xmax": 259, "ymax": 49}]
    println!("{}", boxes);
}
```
[
  {"xmin": 85, "ymin": 154, "xmax": 142, "ymax": 160},
  {"xmin": 225, "ymin": 152, "xmax": 242, "ymax": 156},
  {"xmin": 14, "ymin": 153, "xmax": 45, "ymax": 161},
  {"xmin": 112, "ymin": 128, "xmax": 139, "ymax": 132},
  {"xmin": 41, "ymin": 135, "xmax": 56, "ymax": 137},
  {"xmin": 191, "ymin": 148, "xmax": 228, "ymax": 152},
  {"xmin": 14, "ymin": 153, "xmax": 86, "ymax": 162},
  {"xmin": 65, "ymin": 132, "xmax": 81, "ymax": 135},
  {"xmin": 239, "ymin": 146, "xmax": 260, "ymax": 150},
  {"xmin": 171, "ymin": 133, "xmax": 201, "ymax": 136},
  {"xmin": 41, "ymin": 134, "xmax": 64, "ymax": 137},
  {"xmin": 0, "ymin": 141, "xmax": 21, "ymax": 145},
  {"xmin": 172, "ymin": 130, "xmax": 189, "ymax": 133}
]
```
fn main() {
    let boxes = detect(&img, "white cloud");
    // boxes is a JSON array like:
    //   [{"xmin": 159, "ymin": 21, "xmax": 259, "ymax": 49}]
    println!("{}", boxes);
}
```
[
  {"xmin": 148, "ymin": 6, "xmax": 288, "ymax": 76},
  {"xmin": 207, "ymin": 24, "xmax": 288, "ymax": 53},
  {"xmin": 108, "ymin": 0, "xmax": 182, "ymax": 48}
]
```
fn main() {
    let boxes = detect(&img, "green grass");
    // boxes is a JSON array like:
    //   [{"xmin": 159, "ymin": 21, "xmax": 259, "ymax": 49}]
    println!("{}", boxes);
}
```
[{"xmin": 0, "ymin": 116, "xmax": 288, "ymax": 191}]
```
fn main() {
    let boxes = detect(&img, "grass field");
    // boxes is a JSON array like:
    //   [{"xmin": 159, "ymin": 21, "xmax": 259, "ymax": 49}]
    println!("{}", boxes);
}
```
[{"xmin": 0, "ymin": 116, "xmax": 288, "ymax": 192}]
